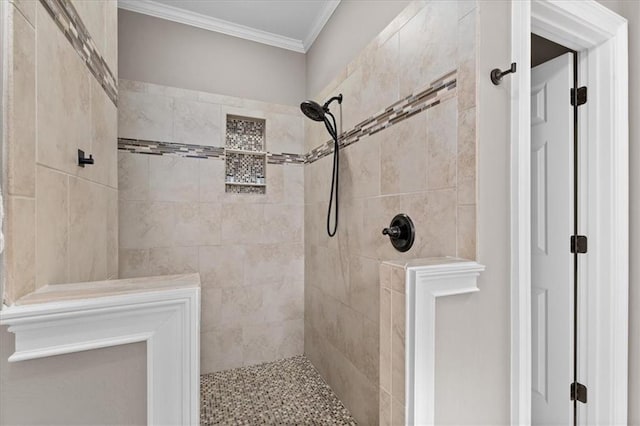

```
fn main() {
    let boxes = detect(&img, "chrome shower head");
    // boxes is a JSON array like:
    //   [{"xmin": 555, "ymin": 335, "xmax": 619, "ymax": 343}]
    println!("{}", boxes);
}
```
[{"xmin": 300, "ymin": 100, "xmax": 326, "ymax": 122}]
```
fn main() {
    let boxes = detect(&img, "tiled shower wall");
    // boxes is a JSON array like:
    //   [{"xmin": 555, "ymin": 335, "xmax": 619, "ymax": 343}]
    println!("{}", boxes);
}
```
[
  {"xmin": 303, "ymin": 1, "xmax": 477, "ymax": 424},
  {"xmin": 117, "ymin": 80, "xmax": 305, "ymax": 373},
  {"xmin": 2, "ymin": 0, "xmax": 118, "ymax": 304}
]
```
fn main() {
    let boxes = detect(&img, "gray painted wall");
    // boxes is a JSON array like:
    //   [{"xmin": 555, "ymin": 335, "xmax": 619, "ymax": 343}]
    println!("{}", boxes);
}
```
[
  {"xmin": 118, "ymin": 9, "xmax": 306, "ymax": 107},
  {"xmin": 0, "ymin": 327, "xmax": 147, "ymax": 425},
  {"xmin": 305, "ymin": 0, "xmax": 409, "ymax": 98}
]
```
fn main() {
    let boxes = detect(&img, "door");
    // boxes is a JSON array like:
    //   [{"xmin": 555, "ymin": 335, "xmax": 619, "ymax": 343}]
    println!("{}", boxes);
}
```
[{"xmin": 531, "ymin": 52, "xmax": 574, "ymax": 425}]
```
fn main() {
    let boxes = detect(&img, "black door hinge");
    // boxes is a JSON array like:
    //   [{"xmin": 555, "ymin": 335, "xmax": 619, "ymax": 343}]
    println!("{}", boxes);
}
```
[
  {"xmin": 570, "ymin": 235, "xmax": 588, "ymax": 254},
  {"xmin": 571, "ymin": 86, "xmax": 587, "ymax": 106},
  {"xmin": 571, "ymin": 382, "xmax": 588, "ymax": 403}
]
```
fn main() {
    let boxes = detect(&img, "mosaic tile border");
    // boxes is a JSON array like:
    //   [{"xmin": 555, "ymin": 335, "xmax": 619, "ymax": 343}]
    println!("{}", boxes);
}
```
[
  {"xmin": 118, "ymin": 138, "xmax": 306, "ymax": 165},
  {"xmin": 39, "ymin": 0, "xmax": 118, "ymax": 106},
  {"xmin": 119, "ymin": 70, "xmax": 456, "ymax": 166},
  {"xmin": 305, "ymin": 70, "xmax": 457, "ymax": 164}
]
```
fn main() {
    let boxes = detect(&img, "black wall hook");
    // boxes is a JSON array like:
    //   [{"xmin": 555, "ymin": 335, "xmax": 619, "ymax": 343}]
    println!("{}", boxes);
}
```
[
  {"xmin": 491, "ymin": 62, "xmax": 517, "ymax": 85},
  {"xmin": 78, "ymin": 149, "xmax": 94, "ymax": 167}
]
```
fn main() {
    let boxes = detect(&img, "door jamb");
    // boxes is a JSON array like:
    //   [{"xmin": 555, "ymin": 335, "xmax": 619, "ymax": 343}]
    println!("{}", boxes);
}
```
[{"xmin": 510, "ymin": 1, "xmax": 629, "ymax": 424}]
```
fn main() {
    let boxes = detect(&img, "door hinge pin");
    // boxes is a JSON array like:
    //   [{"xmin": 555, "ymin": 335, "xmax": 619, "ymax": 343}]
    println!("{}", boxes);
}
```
[
  {"xmin": 570, "ymin": 235, "xmax": 588, "ymax": 254},
  {"xmin": 570, "ymin": 382, "xmax": 588, "ymax": 403},
  {"xmin": 571, "ymin": 86, "xmax": 587, "ymax": 106}
]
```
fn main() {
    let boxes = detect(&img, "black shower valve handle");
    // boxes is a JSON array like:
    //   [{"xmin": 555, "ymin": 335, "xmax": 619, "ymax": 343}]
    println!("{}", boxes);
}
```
[{"xmin": 382, "ymin": 226, "xmax": 402, "ymax": 238}]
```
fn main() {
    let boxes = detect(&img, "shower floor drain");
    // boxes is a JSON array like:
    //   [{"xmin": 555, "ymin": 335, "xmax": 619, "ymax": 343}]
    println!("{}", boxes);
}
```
[{"xmin": 200, "ymin": 355, "xmax": 357, "ymax": 425}]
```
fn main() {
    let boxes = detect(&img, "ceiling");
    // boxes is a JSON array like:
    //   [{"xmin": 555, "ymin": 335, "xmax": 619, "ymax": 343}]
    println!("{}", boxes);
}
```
[{"xmin": 117, "ymin": 0, "xmax": 341, "ymax": 53}]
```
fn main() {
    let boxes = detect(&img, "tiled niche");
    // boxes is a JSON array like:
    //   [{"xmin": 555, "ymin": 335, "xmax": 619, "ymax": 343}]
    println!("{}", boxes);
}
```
[{"xmin": 225, "ymin": 115, "xmax": 267, "ymax": 194}]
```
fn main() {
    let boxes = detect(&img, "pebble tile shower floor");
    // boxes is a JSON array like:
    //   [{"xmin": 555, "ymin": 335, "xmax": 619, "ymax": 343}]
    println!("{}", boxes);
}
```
[{"xmin": 200, "ymin": 355, "xmax": 357, "ymax": 425}]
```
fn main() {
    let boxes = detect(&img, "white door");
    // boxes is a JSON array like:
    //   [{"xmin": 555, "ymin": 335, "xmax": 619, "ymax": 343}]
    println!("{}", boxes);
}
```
[{"xmin": 531, "ymin": 52, "xmax": 574, "ymax": 425}]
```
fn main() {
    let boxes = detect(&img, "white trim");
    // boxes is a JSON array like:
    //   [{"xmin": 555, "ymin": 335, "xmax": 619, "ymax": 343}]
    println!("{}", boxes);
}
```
[
  {"xmin": 0, "ymin": 286, "xmax": 201, "ymax": 425},
  {"xmin": 302, "ymin": 1, "xmax": 340, "ymax": 52},
  {"xmin": 117, "ymin": 0, "xmax": 340, "ymax": 53},
  {"xmin": 510, "ymin": 1, "xmax": 629, "ymax": 424},
  {"xmin": 510, "ymin": 2, "xmax": 532, "ymax": 424},
  {"xmin": 403, "ymin": 258, "xmax": 485, "ymax": 425}
]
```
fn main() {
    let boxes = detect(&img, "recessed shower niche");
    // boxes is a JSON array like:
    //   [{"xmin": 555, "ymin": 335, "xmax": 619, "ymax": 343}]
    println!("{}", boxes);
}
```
[{"xmin": 225, "ymin": 115, "xmax": 267, "ymax": 194}]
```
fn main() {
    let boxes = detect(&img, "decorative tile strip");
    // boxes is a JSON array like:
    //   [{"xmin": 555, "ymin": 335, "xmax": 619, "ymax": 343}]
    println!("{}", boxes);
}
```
[
  {"xmin": 39, "ymin": 0, "xmax": 118, "ymax": 106},
  {"xmin": 118, "ymin": 138, "xmax": 305, "ymax": 164},
  {"xmin": 305, "ymin": 71, "xmax": 458, "ymax": 164},
  {"xmin": 266, "ymin": 152, "xmax": 306, "ymax": 165},
  {"xmin": 118, "ymin": 138, "xmax": 225, "ymax": 159}
]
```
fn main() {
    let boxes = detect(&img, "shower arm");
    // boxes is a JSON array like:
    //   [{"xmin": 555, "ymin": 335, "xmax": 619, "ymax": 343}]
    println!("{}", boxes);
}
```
[{"xmin": 323, "ymin": 94, "xmax": 343, "ymax": 111}]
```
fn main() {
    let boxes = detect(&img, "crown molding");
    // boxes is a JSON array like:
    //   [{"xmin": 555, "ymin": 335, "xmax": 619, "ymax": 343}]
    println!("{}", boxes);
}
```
[
  {"xmin": 118, "ymin": 0, "xmax": 340, "ymax": 53},
  {"xmin": 118, "ymin": 0, "xmax": 305, "ymax": 53},
  {"xmin": 302, "ymin": 0, "xmax": 341, "ymax": 51}
]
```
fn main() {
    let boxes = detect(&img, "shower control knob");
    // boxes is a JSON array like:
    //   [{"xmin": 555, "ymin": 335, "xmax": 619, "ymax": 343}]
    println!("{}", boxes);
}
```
[
  {"xmin": 382, "ymin": 226, "xmax": 402, "ymax": 238},
  {"xmin": 382, "ymin": 214, "xmax": 415, "ymax": 252}
]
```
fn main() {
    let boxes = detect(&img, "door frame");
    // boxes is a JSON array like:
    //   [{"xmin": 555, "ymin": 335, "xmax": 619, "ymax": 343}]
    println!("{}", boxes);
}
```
[{"xmin": 510, "ymin": 1, "xmax": 629, "ymax": 425}]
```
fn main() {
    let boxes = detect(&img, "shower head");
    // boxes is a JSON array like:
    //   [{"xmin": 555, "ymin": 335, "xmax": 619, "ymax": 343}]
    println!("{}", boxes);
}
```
[
  {"xmin": 300, "ymin": 94, "xmax": 343, "ymax": 122},
  {"xmin": 300, "ymin": 100, "xmax": 326, "ymax": 122}
]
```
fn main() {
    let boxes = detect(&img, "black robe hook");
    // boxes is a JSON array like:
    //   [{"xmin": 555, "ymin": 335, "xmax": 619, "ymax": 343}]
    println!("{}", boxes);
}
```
[{"xmin": 491, "ymin": 62, "xmax": 517, "ymax": 85}]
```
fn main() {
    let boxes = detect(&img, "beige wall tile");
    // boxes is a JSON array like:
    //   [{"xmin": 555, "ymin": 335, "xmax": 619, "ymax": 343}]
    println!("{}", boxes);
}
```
[
  {"xmin": 391, "ymin": 290, "xmax": 405, "ymax": 405},
  {"xmin": 118, "ymin": 151, "xmax": 149, "ymax": 201},
  {"xmin": 174, "ymin": 202, "xmax": 221, "ymax": 247},
  {"xmin": 36, "ymin": 3, "xmax": 91, "ymax": 175},
  {"xmin": 349, "ymin": 256, "xmax": 379, "ymax": 323},
  {"xmin": 35, "ymin": 166, "xmax": 68, "ymax": 287},
  {"xmin": 201, "ymin": 328, "xmax": 243, "ymax": 374},
  {"xmin": 340, "ymin": 133, "xmax": 380, "ymax": 199},
  {"xmin": 359, "ymin": 33, "xmax": 400, "ymax": 122},
  {"xmin": 244, "ymin": 243, "xmax": 303, "ymax": 286},
  {"xmin": 173, "ymin": 99, "xmax": 222, "ymax": 147},
  {"xmin": 7, "ymin": 6, "xmax": 35, "ymax": 197},
  {"xmin": 380, "ymin": 287, "xmax": 392, "ymax": 393},
  {"xmin": 391, "ymin": 266, "xmax": 405, "ymax": 294},
  {"xmin": 421, "ymin": 189, "xmax": 458, "ymax": 257},
  {"xmin": 457, "ymin": 9, "xmax": 477, "ymax": 112},
  {"xmin": 106, "ymin": 187, "xmax": 119, "ymax": 279},
  {"xmin": 262, "ymin": 280, "xmax": 304, "ymax": 322},
  {"xmin": 265, "ymin": 163, "xmax": 285, "ymax": 204},
  {"xmin": 104, "ymin": 0, "xmax": 117, "ymax": 78},
  {"xmin": 198, "ymin": 158, "xmax": 225, "ymax": 202},
  {"xmin": 457, "ymin": 205, "xmax": 477, "ymax": 260},
  {"xmin": 266, "ymin": 112, "xmax": 304, "ymax": 154},
  {"xmin": 148, "ymin": 246, "xmax": 198, "ymax": 276},
  {"xmin": 148, "ymin": 155, "xmax": 199, "ymax": 202},
  {"xmin": 118, "ymin": 249, "xmax": 149, "ymax": 279},
  {"xmin": 87, "ymin": 79, "xmax": 118, "ymax": 188},
  {"xmin": 262, "ymin": 204, "xmax": 303, "ymax": 244},
  {"xmin": 398, "ymin": 1, "xmax": 458, "ymax": 97},
  {"xmin": 118, "ymin": 90, "xmax": 173, "ymax": 141},
  {"xmin": 4, "ymin": 197, "xmax": 36, "ymax": 302},
  {"xmin": 391, "ymin": 396, "xmax": 405, "ymax": 426},
  {"xmin": 68, "ymin": 177, "xmax": 107, "ymax": 283},
  {"xmin": 242, "ymin": 319, "xmax": 303, "ymax": 366},
  {"xmin": 427, "ymin": 97, "xmax": 458, "ymax": 190},
  {"xmin": 458, "ymin": 0, "xmax": 476, "ymax": 19},
  {"xmin": 220, "ymin": 286, "xmax": 264, "ymax": 327},
  {"xmin": 458, "ymin": 107, "xmax": 477, "ymax": 205},
  {"xmin": 221, "ymin": 203, "xmax": 263, "ymax": 244},
  {"xmin": 71, "ymin": 0, "xmax": 105, "ymax": 58},
  {"xmin": 10, "ymin": 0, "xmax": 36, "ymax": 26},
  {"xmin": 283, "ymin": 165, "xmax": 304, "ymax": 205},
  {"xmin": 201, "ymin": 286, "xmax": 222, "ymax": 332},
  {"xmin": 380, "ymin": 388, "xmax": 392, "ymax": 426},
  {"xmin": 118, "ymin": 200, "xmax": 174, "ymax": 249},
  {"xmin": 199, "ymin": 245, "xmax": 245, "ymax": 288},
  {"xmin": 380, "ymin": 111, "xmax": 428, "ymax": 195}
]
